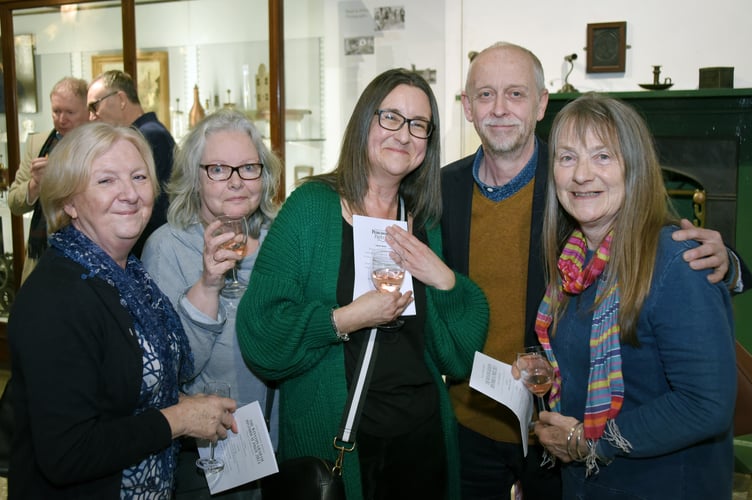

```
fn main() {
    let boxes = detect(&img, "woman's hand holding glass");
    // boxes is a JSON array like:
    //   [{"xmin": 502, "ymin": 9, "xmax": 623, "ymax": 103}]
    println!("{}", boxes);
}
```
[
  {"xmin": 196, "ymin": 381, "xmax": 232, "ymax": 472},
  {"xmin": 160, "ymin": 390, "xmax": 237, "ymax": 442},
  {"xmin": 201, "ymin": 219, "xmax": 241, "ymax": 290},
  {"xmin": 202, "ymin": 216, "xmax": 248, "ymax": 297},
  {"xmin": 514, "ymin": 346, "xmax": 557, "ymax": 467},
  {"xmin": 516, "ymin": 346, "xmax": 554, "ymax": 416},
  {"xmin": 331, "ymin": 261, "xmax": 413, "ymax": 336},
  {"xmin": 212, "ymin": 216, "xmax": 249, "ymax": 298},
  {"xmin": 535, "ymin": 411, "xmax": 584, "ymax": 464},
  {"xmin": 371, "ymin": 250, "xmax": 407, "ymax": 330}
]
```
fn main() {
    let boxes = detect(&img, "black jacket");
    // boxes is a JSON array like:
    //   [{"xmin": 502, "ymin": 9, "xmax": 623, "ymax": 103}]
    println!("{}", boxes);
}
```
[{"xmin": 8, "ymin": 249, "xmax": 172, "ymax": 499}]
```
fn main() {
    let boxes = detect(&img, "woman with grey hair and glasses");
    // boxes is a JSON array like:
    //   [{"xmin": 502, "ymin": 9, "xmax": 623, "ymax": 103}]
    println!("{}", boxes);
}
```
[{"xmin": 142, "ymin": 108, "xmax": 281, "ymax": 499}]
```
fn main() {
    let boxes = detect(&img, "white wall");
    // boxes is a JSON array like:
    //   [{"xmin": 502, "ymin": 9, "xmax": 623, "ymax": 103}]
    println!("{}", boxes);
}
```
[
  {"xmin": 446, "ymin": 0, "xmax": 752, "ymax": 160},
  {"xmin": 318, "ymin": 0, "xmax": 752, "ymax": 166},
  {"xmin": 7, "ymin": 0, "xmax": 752, "ymax": 174},
  {"xmin": 459, "ymin": 1, "xmax": 751, "ymax": 94}
]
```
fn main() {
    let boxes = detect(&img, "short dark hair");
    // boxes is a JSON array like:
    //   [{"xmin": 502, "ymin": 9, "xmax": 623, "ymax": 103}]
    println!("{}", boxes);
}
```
[{"xmin": 93, "ymin": 70, "xmax": 141, "ymax": 105}]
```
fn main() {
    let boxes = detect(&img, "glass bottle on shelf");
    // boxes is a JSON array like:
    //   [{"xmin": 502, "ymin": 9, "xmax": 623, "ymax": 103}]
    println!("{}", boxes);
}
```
[
  {"xmin": 189, "ymin": 85, "xmax": 206, "ymax": 128},
  {"xmin": 171, "ymin": 98, "xmax": 187, "ymax": 140},
  {"xmin": 242, "ymin": 64, "xmax": 252, "ymax": 110}
]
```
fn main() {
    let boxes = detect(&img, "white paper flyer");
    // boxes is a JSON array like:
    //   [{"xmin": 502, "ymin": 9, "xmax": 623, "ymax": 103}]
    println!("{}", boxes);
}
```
[
  {"xmin": 351, "ymin": 214, "xmax": 416, "ymax": 316},
  {"xmin": 197, "ymin": 400, "xmax": 279, "ymax": 494},
  {"xmin": 469, "ymin": 351, "xmax": 534, "ymax": 456}
]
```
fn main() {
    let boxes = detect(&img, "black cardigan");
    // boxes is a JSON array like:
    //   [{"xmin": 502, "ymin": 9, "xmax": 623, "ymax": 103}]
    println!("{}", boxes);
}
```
[{"xmin": 8, "ymin": 249, "xmax": 173, "ymax": 499}]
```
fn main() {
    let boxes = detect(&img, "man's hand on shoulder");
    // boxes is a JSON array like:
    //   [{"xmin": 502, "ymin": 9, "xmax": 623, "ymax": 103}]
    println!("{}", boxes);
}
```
[{"xmin": 673, "ymin": 218, "xmax": 729, "ymax": 285}]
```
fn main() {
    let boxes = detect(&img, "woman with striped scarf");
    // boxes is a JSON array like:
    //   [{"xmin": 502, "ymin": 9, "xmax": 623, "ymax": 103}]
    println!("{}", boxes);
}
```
[{"xmin": 524, "ymin": 93, "xmax": 736, "ymax": 499}]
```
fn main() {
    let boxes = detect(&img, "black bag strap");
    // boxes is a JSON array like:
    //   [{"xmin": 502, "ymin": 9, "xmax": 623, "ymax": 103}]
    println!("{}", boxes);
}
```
[{"xmin": 264, "ymin": 384, "xmax": 276, "ymax": 431}]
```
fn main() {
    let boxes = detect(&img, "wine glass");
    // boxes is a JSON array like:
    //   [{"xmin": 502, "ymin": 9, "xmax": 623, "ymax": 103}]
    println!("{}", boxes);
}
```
[
  {"xmin": 517, "ymin": 346, "xmax": 556, "ymax": 467},
  {"xmin": 213, "ymin": 215, "xmax": 249, "ymax": 299},
  {"xmin": 370, "ymin": 249, "xmax": 405, "ymax": 330},
  {"xmin": 517, "ymin": 346, "xmax": 554, "ymax": 416},
  {"xmin": 196, "ymin": 381, "xmax": 232, "ymax": 473}
]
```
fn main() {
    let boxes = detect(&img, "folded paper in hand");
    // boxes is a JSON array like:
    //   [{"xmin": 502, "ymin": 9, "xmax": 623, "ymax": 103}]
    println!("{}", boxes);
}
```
[
  {"xmin": 197, "ymin": 401, "xmax": 279, "ymax": 494},
  {"xmin": 469, "ymin": 351, "xmax": 534, "ymax": 456}
]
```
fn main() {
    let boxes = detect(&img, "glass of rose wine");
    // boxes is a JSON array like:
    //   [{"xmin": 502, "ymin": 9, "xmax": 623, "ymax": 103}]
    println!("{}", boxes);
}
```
[
  {"xmin": 517, "ymin": 346, "xmax": 554, "ymax": 415},
  {"xmin": 371, "ymin": 249, "xmax": 405, "ymax": 330},
  {"xmin": 214, "ymin": 215, "xmax": 248, "ymax": 298},
  {"xmin": 518, "ymin": 346, "xmax": 556, "ymax": 466}
]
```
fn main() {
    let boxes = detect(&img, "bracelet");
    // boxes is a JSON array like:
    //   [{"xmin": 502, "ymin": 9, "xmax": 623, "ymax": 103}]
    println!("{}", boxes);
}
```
[
  {"xmin": 330, "ymin": 308, "xmax": 349, "ymax": 342},
  {"xmin": 565, "ymin": 424, "xmax": 578, "ymax": 460},
  {"xmin": 575, "ymin": 423, "xmax": 587, "ymax": 461},
  {"xmin": 573, "ymin": 423, "xmax": 596, "ymax": 462}
]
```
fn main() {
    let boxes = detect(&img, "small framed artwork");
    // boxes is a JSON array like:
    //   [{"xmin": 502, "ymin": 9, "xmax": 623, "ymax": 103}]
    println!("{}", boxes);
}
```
[
  {"xmin": 586, "ymin": 22, "xmax": 627, "ymax": 73},
  {"xmin": 91, "ymin": 51, "xmax": 170, "ymax": 129}
]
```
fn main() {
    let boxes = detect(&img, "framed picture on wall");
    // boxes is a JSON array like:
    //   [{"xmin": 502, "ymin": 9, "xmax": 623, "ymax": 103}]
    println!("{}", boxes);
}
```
[
  {"xmin": 91, "ymin": 51, "xmax": 170, "ymax": 129},
  {"xmin": 0, "ymin": 34, "xmax": 39, "ymax": 114},
  {"xmin": 586, "ymin": 22, "xmax": 627, "ymax": 73}
]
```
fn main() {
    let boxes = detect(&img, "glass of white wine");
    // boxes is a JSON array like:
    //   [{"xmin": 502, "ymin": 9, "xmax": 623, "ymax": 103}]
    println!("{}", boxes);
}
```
[
  {"xmin": 195, "ymin": 381, "xmax": 231, "ymax": 473},
  {"xmin": 370, "ymin": 249, "xmax": 405, "ymax": 330},
  {"xmin": 213, "ymin": 215, "xmax": 248, "ymax": 299}
]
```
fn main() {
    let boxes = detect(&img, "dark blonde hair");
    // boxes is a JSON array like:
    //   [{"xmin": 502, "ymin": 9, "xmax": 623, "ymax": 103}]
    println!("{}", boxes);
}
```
[
  {"xmin": 42, "ymin": 122, "xmax": 158, "ymax": 233},
  {"xmin": 543, "ymin": 93, "xmax": 677, "ymax": 343},
  {"xmin": 50, "ymin": 76, "xmax": 88, "ymax": 101},
  {"xmin": 311, "ymin": 68, "xmax": 441, "ymax": 230}
]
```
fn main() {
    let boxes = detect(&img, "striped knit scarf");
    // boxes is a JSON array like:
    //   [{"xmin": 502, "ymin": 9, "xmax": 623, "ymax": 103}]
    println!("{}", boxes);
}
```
[{"xmin": 536, "ymin": 230, "xmax": 624, "ymax": 441}]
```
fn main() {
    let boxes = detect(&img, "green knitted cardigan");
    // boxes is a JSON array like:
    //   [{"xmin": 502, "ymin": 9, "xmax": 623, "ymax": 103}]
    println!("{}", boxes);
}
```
[{"xmin": 237, "ymin": 181, "xmax": 489, "ymax": 500}]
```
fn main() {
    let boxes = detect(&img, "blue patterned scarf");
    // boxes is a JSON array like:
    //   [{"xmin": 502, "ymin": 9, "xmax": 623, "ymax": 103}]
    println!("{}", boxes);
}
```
[{"xmin": 49, "ymin": 225, "xmax": 193, "ymax": 497}]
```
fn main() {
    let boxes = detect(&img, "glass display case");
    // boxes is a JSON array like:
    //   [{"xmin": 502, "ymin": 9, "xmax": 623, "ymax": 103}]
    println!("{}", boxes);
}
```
[
  {"xmin": 0, "ymin": 0, "xmax": 328, "ymax": 320},
  {"xmin": 0, "ymin": 1, "xmax": 126, "ymax": 319}
]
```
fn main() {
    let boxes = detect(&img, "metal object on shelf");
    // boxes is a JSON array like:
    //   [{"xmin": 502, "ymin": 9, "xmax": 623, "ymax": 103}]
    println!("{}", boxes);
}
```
[{"xmin": 558, "ymin": 53, "xmax": 579, "ymax": 93}]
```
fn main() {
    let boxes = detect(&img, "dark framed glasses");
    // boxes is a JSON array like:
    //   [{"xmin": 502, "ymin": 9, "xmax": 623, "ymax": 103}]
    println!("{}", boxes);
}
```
[
  {"xmin": 88, "ymin": 91, "xmax": 118, "ymax": 114},
  {"xmin": 200, "ymin": 163, "xmax": 264, "ymax": 181},
  {"xmin": 374, "ymin": 109, "xmax": 433, "ymax": 139}
]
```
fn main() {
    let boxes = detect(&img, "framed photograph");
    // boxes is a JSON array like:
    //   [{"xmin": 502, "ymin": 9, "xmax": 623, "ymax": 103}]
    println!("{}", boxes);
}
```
[
  {"xmin": 0, "ymin": 34, "xmax": 38, "ymax": 114},
  {"xmin": 344, "ymin": 36, "xmax": 375, "ymax": 56},
  {"xmin": 91, "ymin": 51, "xmax": 170, "ymax": 129},
  {"xmin": 586, "ymin": 22, "xmax": 627, "ymax": 73}
]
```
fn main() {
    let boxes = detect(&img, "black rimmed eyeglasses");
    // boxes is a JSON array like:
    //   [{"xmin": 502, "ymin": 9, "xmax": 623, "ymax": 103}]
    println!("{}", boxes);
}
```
[
  {"xmin": 200, "ymin": 163, "xmax": 264, "ymax": 181},
  {"xmin": 374, "ymin": 109, "xmax": 433, "ymax": 139},
  {"xmin": 88, "ymin": 91, "xmax": 118, "ymax": 115}
]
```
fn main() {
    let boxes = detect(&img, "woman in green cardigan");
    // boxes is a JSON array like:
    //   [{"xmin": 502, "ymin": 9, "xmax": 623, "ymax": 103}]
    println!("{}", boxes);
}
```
[{"xmin": 237, "ymin": 68, "xmax": 489, "ymax": 499}]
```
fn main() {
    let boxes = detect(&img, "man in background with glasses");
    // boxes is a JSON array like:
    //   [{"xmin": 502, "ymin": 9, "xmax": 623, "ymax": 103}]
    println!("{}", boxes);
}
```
[
  {"xmin": 88, "ymin": 69, "xmax": 175, "ymax": 257},
  {"xmin": 8, "ymin": 77, "xmax": 89, "ymax": 282}
]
